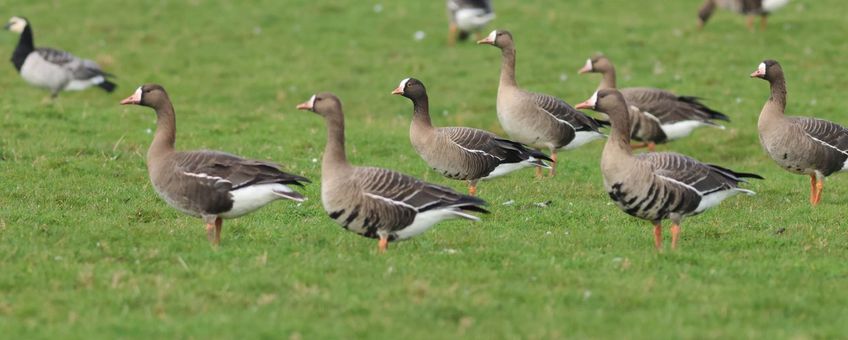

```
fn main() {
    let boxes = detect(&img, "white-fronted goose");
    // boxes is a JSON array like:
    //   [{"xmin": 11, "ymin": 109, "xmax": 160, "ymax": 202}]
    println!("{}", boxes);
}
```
[
  {"xmin": 578, "ymin": 54, "xmax": 729, "ymax": 151},
  {"xmin": 446, "ymin": 0, "xmax": 495, "ymax": 46},
  {"xmin": 392, "ymin": 78, "xmax": 552, "ymax": 196},
  {"xmin": 752, "ymin": 60, "xmax": 848, "ymax": 205},
  {"xmin": 697, "ymin": 0, "xmax": 790, "ymax": 31},
  {"xmin": 4, "ymin": 16, "xmax": 116, "ymax": 98},
  {"xmin": 575, "ymin": 89, "xmax": 761, "ymax": 250},
  {"xmin": 477, "ymin": 30, "xmax": 606, "ymax": 177},
  {"xmin": 297, "ymin": 93, "xmax": 488, "ymax": 252},
  {"xmin": 120, "ymin": 84, "xmax": 309, "ymax": 245}
]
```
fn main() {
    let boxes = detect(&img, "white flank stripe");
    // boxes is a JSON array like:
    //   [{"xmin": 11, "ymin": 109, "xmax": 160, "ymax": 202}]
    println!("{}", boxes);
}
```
[
  {"xmin": 805, "ymin": 133, "xmax": 848, "ymax": 157},
  {"xmin": 365, "ymin": 192, "xmax": 418, "ymax": 210},
  {"xmin": 449, "ymin": 139, "xmax": 503, "ymax": 160},
  {"xmin": 656, "ymin": 174, "xmax": 702, "ymax": 196},
  {"xmin": 539, "ymin": 106, "xmax": 576, "ymax": 129}
]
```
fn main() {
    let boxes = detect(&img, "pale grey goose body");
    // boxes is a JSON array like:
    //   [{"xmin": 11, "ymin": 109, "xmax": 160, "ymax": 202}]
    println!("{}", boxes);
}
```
[
  {"xmin": 5, "ymin": 16, "xmax": 116, "ymax": 98},
  {"xmin": 578, "ymin": 54, "xmax": 729, "ymax": 151},
  {"xmin": 752, "ymin": 60, "xmax": 848, "ymax": 205},
  {"xmin": 446, "ymin": 0, "xmax": 495, "ymax": 46},
  {"xmin": 697, "ymin": 0, "xmax": 790, "ymax": 31},
  {"xmin": 392, "ymin": 78, "xmax": 552, "ymax": 196},
  {"xmin": 575, "ymin": 89, "xmax": 761, "ymax": 250},
  {"xmin": 120, "ymin": 84, "xmax": 309, "ymax": 245},
  {"xmin": 297, "ymin": 93, "xmax": 488, "ymax": 252},
  {"xmin": 478, "ymin": 30, "xmax": 606, "ymax": 177}
]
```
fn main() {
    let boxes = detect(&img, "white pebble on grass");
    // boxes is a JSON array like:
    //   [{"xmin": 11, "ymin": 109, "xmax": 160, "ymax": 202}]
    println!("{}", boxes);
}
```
[
  {"xmin": 414, "ymin": 31, "xmax": 426, "ymax": 41},
  {"xmin": 373, "ymin": 4, "xmax": 383, "ymax": 13}
]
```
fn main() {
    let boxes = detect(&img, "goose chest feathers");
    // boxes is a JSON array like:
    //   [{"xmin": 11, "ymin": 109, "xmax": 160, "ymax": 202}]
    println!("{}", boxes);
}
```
[
  {"xmin": 298, "ymin": 92, "xmax": 488, "ymax": 252},
  {"xmin": 120, "ymin": 84, "xmax": 309, "ymax": 245},
  {"xmin": 5, "ymin": 16, "xmax": 116, "ymax": 98},
  {"xmin": 576, "ymin": 89, "xmax": 761, "ymax": 250},
  {"xmin": 392, "ymin": 77, "xmax": 551, "ymax": 196}
]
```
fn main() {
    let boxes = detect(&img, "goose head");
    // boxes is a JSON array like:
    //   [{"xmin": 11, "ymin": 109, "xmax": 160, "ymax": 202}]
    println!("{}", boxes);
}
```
[
  {"xmin": 575, "ymin": 89, "xmax": 628, "ymax": 117},
  {"xmin": 578, "ymin": 54, "xmax": 612, "ymax": 74},
  {"xmin": 120, "ymin": 84, "xmax": 170, "ymax": 109},
  {"xmin": 750, "ymin": 59, "xmax": 782, "ymax": 82},
  {"xmin": 296, "ymin": 92, "xmax": 342, "ymax": 118},
  {"xmin": 4, "ymin": 16, "xmax": 28, "ymax": 34},
  {"xmin": 391, "ymin": 77, "xmax": 427, "ymax": 100},
  {"xmin": 476, "ymin": 29, "xmax": 513, "ymax": 48}
]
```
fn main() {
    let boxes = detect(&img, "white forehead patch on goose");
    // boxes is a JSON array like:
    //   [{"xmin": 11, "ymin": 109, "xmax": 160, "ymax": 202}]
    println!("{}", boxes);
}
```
[
  {"xmin": 758, "ymin": 62, "xmax": 766, "ymax": 76},
  {"xmin": 399, "ymin": 78, "xmax": 411, "ymax": 90},
  {"xmin": 588, "ymin": 91, "xmax": 599, "ymax": 108},
  {"xmin": 132, "ymin": 86, "xmax": 143, "ymax": 102},
  {"xmin": 486, "ymin": 30, "xmax": 497, "ymax": 41},
  {"xmin": 308, "ymin": 94, "xmax": 317, "ymax": 108},
  {"xmin": 584, "ymin": 58, "xmax": 593, "ymax": 71}
]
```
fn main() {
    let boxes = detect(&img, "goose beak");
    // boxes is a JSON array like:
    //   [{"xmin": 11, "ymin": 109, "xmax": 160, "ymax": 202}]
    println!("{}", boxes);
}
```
[
  {"xmin": 750, "ymin": 69, "xmax": 765, "ymax": 78},
  {"xmin": 577, "ymin": 59, "xmax": 593, "ymax": 74},
  {"xmin": 119, "ymin": 87, "xmax": 142, "ymax": 105},
  {"xmin": 391, "ymin": 86, "xmax": 404, "ymax": 95},
  {"xmin": 295, "ymin": 102, "xmax": 312, "ymax": 110},
  {"xmin": 476, "ymin": 37, "xmax": 494, "ymax": 45},
  {"xmin": 574, "ymin": 101, "xmax": 593, "ymax": 110}
]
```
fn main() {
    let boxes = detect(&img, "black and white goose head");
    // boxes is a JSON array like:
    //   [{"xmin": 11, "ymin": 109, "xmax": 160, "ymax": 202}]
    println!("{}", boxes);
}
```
[
  {"xmin": 750, "ymin": 59, "xmax": 783, "ymax": 82},
  {"xmin": 391, "ymin": 78, "xmax": 427, "ymax": 101},
  {"xmin": 4, "ymin": 16, "xmax": 28, "ymax": 34},
  {"xmin": 120, "ymin": 84, "xmax": 170, "ymax": 109}
]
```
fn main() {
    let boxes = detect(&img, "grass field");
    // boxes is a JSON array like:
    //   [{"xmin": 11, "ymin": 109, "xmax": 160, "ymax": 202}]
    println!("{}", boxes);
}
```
[{"xmin": 2, "ymin": 0, "xmax": 848, "ymax": 338}]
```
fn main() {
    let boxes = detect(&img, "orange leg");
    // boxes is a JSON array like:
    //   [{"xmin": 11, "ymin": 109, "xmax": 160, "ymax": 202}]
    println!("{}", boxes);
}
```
[
  {"xmin": 468, "ymin": 183, "xmax": 478, "ymax": 196},
  {"xmin": 746, "ymin": 15, "xmax": 755, "ymax": 32},
  {"xmin": 653, "ymin": 223, "xmax": 662, "ymax": 250},
  {"xmin": 760, "ymin": 15, "xmax": 768, "ymax": 31},
  {"xmin": 448, "ymin": 23, "xmax": 458, "ymax": 46},
  {"xmin": 814, "ymin": 178, "xmax": 824, "ymax": 206},
  {"xmin": 214, "ymin": 217, "xmax": 223, "ymax": 245},
  {"xmin": 549, "ymin": 152, "xmax": 558, "ymax": 177},
  {"xmin": 535, "ymin": 165, "xmax": 543, "ymax": 178},
  {"xmin": 378, "ymin": 235, "xmax": 389, "ymax": 253},
  {"xmin": 671, "ymin": 224, "xmax": 681, "ymax": 250},
  {"xmin": 647, "ymin": 142, "xmax": 656, "ymax": 152},
  {"xmin": 206, "ymin": 223, "xmax": 217, "ymax": 246},
  {"xmin": 809, "ymin": 174, "xmax": 817, "ymax": 205}
]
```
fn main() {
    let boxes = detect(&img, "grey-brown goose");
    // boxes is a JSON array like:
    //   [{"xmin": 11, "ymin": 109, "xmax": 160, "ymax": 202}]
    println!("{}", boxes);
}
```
[
  {"xmin": 752, "ymin": 60, "xmax": 848, "ymax": 205},
  {"xmin": 578, "ymin": 54, "xmax": 729, "ymax": 151},
  {"xmin": 120, "ymin": 84, "xmax": 309, "ymax": 245},
  {"xmin": 575, "ymin": 89, "xmax": 761, "ymax": 250},
  {"xmin": 5, "ymin": 16, "xmax": 116, "ymax": 98},
  {"xmin": 697, "ymin": 0, "xmax": 790, "ymax": 31},
  {"xmin": 446, "ymin": 0, "xmax": 495, "ymax": 46},
  {"xmin": 477, "ymin": 30, "xmax": 607, "ymax": 177},
  {"xmin": 392, "ymin": 78, "xmax": 552, "ymax": 196},
  {"xmin": 296, "ymin": 93, "xmax": 488, "ymax": 252}
]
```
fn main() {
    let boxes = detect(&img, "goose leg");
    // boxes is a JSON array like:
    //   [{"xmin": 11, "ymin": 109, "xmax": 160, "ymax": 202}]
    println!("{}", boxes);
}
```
[
  {"xmin": 468, "ymin": 180, "xmax": 479, "ymax": 196},
  {"xmin": 647, "ymin": 142, "xmax": 656, "ymax": 152},
  {"xmin": 809, "ymin": 174, "xmax": 817, "ymax": 204},
  {"xmin": 631, "ymin": 142, "xmax": 657, "ymax": 152},
  {"xmin": 746, "ymin": 15, "xmax": 755, "ymax": 32},
  {"xmin": 671, "ymin": 224, "xmax": 681, "ymax": 250},
  {"xmin": 448, "ymin": 23, "xmax": 458, "ymax": 46},
  {"xmin": 378, "ymin": 235, "xmax": 389, "ymax": 253},
  {"xmin": 759, "ymin": 15, "xmax": 768, "ymax": 31},
  {"xmin": 814, "ymin": 175, "xmax": 824, "ymax": 205},
  {"xmin": 549, "ymin": 150, "xmax": 558, "ymax": 177},
  {"xmin": 214, "ymin": 217, "xmax": 223, "ymax": 245},
  {"xmin": 202, "ymin": 215, "xmax": 219, "ymax": 246},
  {"xmin": 653, "ymin": 222, "xmax": 662, "ymax": 250}
]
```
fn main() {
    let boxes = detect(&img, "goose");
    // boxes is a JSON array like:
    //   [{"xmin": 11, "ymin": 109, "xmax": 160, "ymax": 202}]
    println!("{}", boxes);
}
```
[
  {"xmin": 578, "ymin": 54, "xmax": 729, "ymax": 151},
  {"xmin": 392, "ymin": 77, "xmax": 552, "ymax": 196},
  {"xmin": 751, "ymin": 60, "xmax": 848, "ymax": 205},
  {"xmin": 4, "ymin": 16, "xmax": 116, "ymax": 98},
  {"xmin": 297, "ymin": 92, "xmax": 489, "ymax": 252},
  {"xmin": 575, "ymin": 89, "xmax": 762, "ymax": 250},
  {"xmin": 697, "ymin": 0, "xmax": 790, "ymax": 31},
  {"xmin": 477, "ymin": 30, "xmax": 607, "ymax": 177},
  {"xmin": 120, "ymin": 84, "xmax": 309, "ymax": 245},
  {"xmin": 446, "ymin": 0, "xmax": 495, "ymax": 46}
]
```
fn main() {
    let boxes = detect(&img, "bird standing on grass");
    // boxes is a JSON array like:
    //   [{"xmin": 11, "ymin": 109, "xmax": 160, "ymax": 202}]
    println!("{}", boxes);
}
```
[
  {"xmin": 697, "ymin": 0, "xmax": 790, "ymax": 31},
  {"xmin": 751, "ymin": 60, "xmax": 848, "ymax": 206},
  {"xmin": 477, "ymin": 30, "xmax": 607, "ymax": 177},
  {"xmin": 4, "ymin": 16, "xmax": 116, "ymax": 99},
  {"xmin": 392, "ymin": 77, "xmax": 552, "ymax": 196},
  {"xmin": 446, "ymin": 0, "xmax": 495, "ymax": 46},
  {"xmin": 297, "ymin": 93, "xmax": 488, "ymax": 252},
  {"xmin": 120, "ymin": 84, "xmax": 309, "ymax": 246},
  {"xmin": 575, "ymin": 89, "xmax": 761, "ymax": 250},
  {"xmin": 578, "ymin": 54, "xmax": 729, "ymax": 151}
]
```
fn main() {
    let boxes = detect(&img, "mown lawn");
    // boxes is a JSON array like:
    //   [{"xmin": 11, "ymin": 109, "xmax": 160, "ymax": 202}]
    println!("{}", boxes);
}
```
[{"xmin": 1, "ymin": 0, "xmax": 847, "ymax": 338}]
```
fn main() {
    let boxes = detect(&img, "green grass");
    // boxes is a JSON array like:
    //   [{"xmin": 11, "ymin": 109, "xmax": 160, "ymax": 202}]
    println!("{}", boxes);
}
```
[{"xmin": 2, "ymin": 0, "xmax": 848, "ymax": 338}]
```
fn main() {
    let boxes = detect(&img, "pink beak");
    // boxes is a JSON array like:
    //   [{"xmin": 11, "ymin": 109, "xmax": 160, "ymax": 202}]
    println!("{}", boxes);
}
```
[
  {"xmin": 119, "ymin": 91, "xmax": 141, "ymax": 105},
  {"xmin": 296, "ymin": 102, "xmax": 312, "ymax": 110},
  {"xmin": 391, "ymin": 86, "xmax": 404, "ymax": 95},
  {"xmin": 574, "ymin": 100, "xmax": 594, "ymax": 110},
  {"xmin": 750, "ymin": 69, "xmax": 765, "ymax": 78},
  {"xmin": 476, "ymin": 37, "xmax": 494, "ymax": 45},
  {"xmin": 577, "ymin": 64, "xmax": 592, "ymax": 74}
]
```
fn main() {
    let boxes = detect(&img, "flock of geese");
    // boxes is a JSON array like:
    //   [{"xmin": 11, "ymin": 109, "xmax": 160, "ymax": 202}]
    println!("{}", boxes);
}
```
[{"xmin": 6, "ymin": 0, "xmax": 847, "ymax": 252}]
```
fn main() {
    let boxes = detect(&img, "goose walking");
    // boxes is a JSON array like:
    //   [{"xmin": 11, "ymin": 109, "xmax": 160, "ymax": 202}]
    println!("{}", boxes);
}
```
[
  {"xmin": 120, "ymin": 84, "xmax": 309, "ymax": 245},
  {"xmin": 478, "ymin": 30, "xmax": 606, "ymax": 177},
  {"xmin": 578, "ymin": 54, "xmax": 728, "ymax": 151},
  {"xmin": 446, "ymin": 0, "xmax": 495, "ymax": 46},
  {"xmin": 297, "ymin": 93, "xmax": 488, "ymax": 252},
  {"xmin": 751, "ymin": 60, "xmax": 848, "ymax": 205},
  {"xmin": 697, "ymin": 0, "xmax": 790, "ymax": 31},
  {"xmin": 392, "ymin": 78, "xmax": 552, "ymax": 196},
  {"xmin": 575, "ymin": 89, "xmax": 761, "ymax": 250},
  {"xmin": 5, "ymin": 16, "xmax": 116, "ymax": 98}
]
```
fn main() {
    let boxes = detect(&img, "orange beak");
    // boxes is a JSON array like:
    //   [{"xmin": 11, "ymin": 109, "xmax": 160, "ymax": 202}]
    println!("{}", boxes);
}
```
[
  {"xmin": 120, "ymin": 88, "xmax": 142, "ymax": 105},
  {"xmin": 750, "ymin": 69, "xmax": 765, "ymax": 78},
  {"xmin": 391, "ymin": 86, "xmax": 404, "ymax": 95},
  {"xmin": 296, "ymin": 102, "xmax": 312, "ymax": 110},
  {"xmin": 574, "ymin": 100, "xmax": 593, "ymax": 110},
  {"xmin": 477, "ymin": 37, "xmax": 494, "ymax": 45}
]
